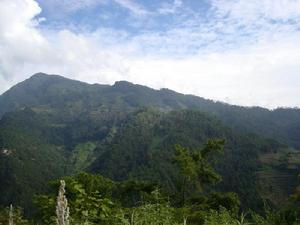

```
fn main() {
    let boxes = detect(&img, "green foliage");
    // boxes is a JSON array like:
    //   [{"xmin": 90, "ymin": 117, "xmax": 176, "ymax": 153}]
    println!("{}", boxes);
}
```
[
  {"xmin": 0, "ymin": 206, "xmax": 28, "ymax": 225},
  {"xmin": 35, "ymin": 174, "xmax": 128, "ymax": 225},
  {"xmin": 130, "ymin": 203, "xmax": 179, "ymax": 225},
  {"xmin": 0, "ymin": 73, "xmax": 300, "ymax": 217},
  {"xmin": 116, "ymin": 179, "xmax": 157, "ymax": 207},
  {"xmin": 206, "ymin": 192, "xmax": 241, "ymax": 215},
  {"xmin": 127, "ymin": 189, "xmax": 180, "ymax": 225},
  {"xmin": 173, "ymin": 139, "xmax": 224, "ymax": 205},
  {"xmin": 34, "ymin": 194, "xmax": 56, "ymax": 224},
  {"xmin": 173, "ymin": 145, "xmax": 198, "ymax": 183},
  {"xmin": 249, "ymin": 185, "xmax": 300, "ymax": 225},
  {"xmin": 251, "ymin": 206, "xmax": 287, "ymax": 225},
  {"xmin": 202, "ymin": 208, "xmax": 239, "ymax": 225},
  {"xmin": 68, "ymin": 181, "xmax": 116, "ymax": 225},
  {"xmin": 31, "ymin": 172, "xmax": 300, "ymax": 225},
  {"xmin": 201, "ymin": 208, "xmax": 253, "ymax": 225},
  {"xmin": 0, "ymin": 106, "xmax": 289, "ymax": 213},
  {"xmin": 70, "ymin": 142, "xmax": 97, "ymax": 172},
  {"xmin": 0, "ymin": 109, "xmax": 66, "ymax": 214}
]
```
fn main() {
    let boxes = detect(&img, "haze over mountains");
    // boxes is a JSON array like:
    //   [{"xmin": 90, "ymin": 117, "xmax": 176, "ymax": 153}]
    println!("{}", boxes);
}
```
[{"xmin": 0, "ymin": 73, "xmax": 299, "ymax": 212}]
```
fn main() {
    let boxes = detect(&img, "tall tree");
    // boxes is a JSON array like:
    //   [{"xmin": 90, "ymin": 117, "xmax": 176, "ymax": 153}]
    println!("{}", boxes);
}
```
[{"xmin": 173, "ymin": 139, "xmax": 225, "ymax": 205}]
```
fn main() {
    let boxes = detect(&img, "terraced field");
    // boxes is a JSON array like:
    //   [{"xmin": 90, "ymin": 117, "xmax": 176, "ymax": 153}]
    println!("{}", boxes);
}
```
[{"xmin": 257, "ymin": 150, "xmax": 300, "ymax": 205}]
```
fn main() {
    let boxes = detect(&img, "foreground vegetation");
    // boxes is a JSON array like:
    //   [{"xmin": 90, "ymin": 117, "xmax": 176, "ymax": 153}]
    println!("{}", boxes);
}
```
[{"xmin": 1, "ymin": 140, "xmax": 299, "ymax": 225}]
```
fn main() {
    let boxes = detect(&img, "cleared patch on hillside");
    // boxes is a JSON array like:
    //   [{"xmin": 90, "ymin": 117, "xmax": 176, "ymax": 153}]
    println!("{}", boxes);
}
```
[{"xmin": 257, "ymin": 149, "xmax": 300, "ymax": 205}]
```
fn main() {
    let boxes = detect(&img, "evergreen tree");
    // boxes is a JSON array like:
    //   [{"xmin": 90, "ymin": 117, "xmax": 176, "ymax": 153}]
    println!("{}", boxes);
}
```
[{"xmin": 173, "ymin": 139, "xmax": 225, "ymax": 205}]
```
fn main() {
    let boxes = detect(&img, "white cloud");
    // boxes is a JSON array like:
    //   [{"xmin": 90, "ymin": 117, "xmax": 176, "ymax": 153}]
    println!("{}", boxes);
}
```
[
  {"xmin": 113, "ymin": 0, "xmax": 149, "ymax": 16},
  {"xmin": 158, "ymin": 0, "xmax": 183, "ymax": 15},
  {"xmin": 210, "ymin": 0, "xmax": 300, "ymax": 41},
  {"xmin": 124, "ymin": 35, "xmax": 300, "ymax": 108},
  {"xmin": 0, "ymin": 0, "xmax": 49, "ymax": 80},
  {"xmin": 212, "ymin": 0, "xmax": 300, "ymax": 22},
  {"xmin": 0, "ymin": 0, "xmax": 300, "ymax": 109},
  {"xmin": 0, "ymin": 0, "xmax": 128, "ymax": 89}
]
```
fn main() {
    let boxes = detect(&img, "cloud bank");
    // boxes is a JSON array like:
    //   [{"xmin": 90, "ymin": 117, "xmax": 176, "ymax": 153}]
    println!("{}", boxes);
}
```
[{"xmin": 0, "ymin": 0, "xmax": 300, "ymax": 109}]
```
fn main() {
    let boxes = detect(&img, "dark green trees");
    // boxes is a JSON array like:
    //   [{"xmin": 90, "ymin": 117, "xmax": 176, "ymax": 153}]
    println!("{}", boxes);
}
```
[{"xmin": 173, "ymin": 139, "xmax": 225, "ymax": 205}]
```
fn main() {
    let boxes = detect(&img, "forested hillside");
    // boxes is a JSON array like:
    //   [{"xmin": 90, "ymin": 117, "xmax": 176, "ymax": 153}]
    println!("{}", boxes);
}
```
[
  {"xmin": 1, "ymin": 73, "xmax": 300, "ymax": 149},
  {"xmin": 0, "ymin": 73, "xmax": 299, "ymax": 222}
]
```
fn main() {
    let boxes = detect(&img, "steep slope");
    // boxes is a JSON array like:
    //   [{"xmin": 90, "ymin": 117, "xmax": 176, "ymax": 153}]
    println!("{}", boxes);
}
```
[{"xmin": 90, "ymin": 109, "xmax": 296, "ymax": 209}]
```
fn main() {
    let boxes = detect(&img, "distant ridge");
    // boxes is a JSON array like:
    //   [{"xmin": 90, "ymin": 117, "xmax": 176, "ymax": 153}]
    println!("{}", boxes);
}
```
[{"xmin": 1, "ymin": 73, "xmax": 300, "ymax": 148}]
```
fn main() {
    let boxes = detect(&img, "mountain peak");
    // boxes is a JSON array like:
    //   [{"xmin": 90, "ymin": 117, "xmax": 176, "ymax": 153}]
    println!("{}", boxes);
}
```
[
  {"xmin": 113, "ymin": 80, "xmax": 134, "ymax": 87},
  {"xmin": 30, "ymin": 72, "xmax": 51, "ymax": 78},
  {"xmin": 28, "ymin": 73, "xmax": 69, "ymax": 81}
]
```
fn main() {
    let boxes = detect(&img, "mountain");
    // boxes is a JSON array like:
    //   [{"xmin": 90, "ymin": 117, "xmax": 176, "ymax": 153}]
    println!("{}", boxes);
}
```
[
  {"xmin": 0, "ymin": 73, "xmax": 299, "ymax": 212},
  {"xmin": 1, "ymin": 73, "xmax": 300, "ymax": 148}
]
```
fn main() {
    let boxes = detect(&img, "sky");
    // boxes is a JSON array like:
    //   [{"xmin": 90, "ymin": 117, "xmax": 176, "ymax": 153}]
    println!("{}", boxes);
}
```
[{"xmin": 0, "ymin": 0, "xmax": 300, "ymax": 108}]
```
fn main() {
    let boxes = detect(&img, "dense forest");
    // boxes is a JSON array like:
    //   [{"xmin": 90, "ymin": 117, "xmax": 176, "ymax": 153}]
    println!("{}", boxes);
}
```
[{"xmin": 0, "ymin": 73, "xmax": 299, "ymax": 224}]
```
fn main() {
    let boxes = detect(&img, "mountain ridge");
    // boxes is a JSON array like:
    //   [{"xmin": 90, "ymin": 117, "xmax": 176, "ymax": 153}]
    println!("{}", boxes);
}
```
[
  {"xmin": 1, "ymin": 73, "xmax": 299, "ymax": 148},
  {"xmin": 0, "ymin": 73, "xmax": 282, "ymax": 116}
]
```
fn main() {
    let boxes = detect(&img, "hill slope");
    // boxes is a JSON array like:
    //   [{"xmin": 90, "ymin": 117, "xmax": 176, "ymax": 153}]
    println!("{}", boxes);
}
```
[{"xmin": 0, "ymin": 73, "xmax": 299, "ymax": 211}]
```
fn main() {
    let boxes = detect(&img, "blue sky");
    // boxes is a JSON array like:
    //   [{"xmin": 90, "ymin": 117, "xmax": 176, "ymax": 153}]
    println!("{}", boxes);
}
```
[
  {"xmin": 36, "ymin": 0, "xmax": 211, "ymax": 34},
  {"xmin": 0, "ymin": 0, "xmax": 300, "ymax": 108}
]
